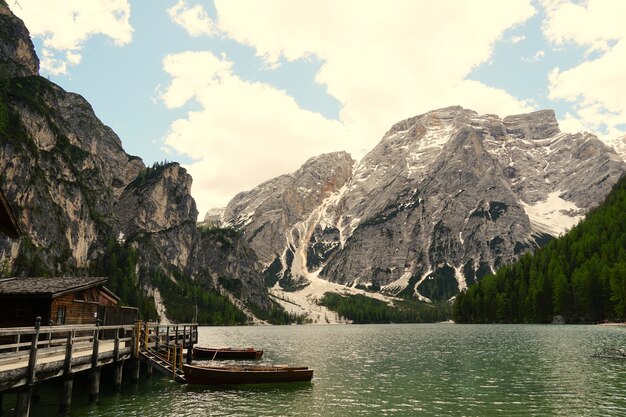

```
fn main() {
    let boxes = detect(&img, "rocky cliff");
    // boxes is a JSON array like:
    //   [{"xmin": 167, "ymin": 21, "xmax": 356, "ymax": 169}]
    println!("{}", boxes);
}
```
[
  {"xmin": 224, "ymin": 151, "xmax": 354, "ymax": 287},
  {"xmin": 0, "ymin": 2, "xmax": 271, "ymax": 320},
  {"xmin": 0, "ymin": 2, "xmax": 38, "ymax": 78},
  {"xmin": 116, "ymin": 162, "xmax": 198, "ymax": 274},
  {"xmin": 225, "ymin": 106, "xmax": 626, "ymax": 303}
]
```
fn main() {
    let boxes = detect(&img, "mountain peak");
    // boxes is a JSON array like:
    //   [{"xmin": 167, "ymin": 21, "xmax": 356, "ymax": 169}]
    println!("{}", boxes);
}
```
[
  {"xmin": 297, "ymin": 151, "xmax": 355, "ymax": 175},
  {"xmin": 503, "ymin": 109, "xmax": 560, "ymax": 140},
  {"xmin": 0, "ymin": 2, "xmax": 39, "ymax": 78},
  {"xmin": 387, "ymin": 105, "xmax": 476, "ymax": 135}
]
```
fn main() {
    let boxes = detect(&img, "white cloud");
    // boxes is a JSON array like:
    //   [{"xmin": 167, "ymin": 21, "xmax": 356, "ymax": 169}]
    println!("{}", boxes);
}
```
[
  {"xmin": 161, "ymin": 51, "xmax": 347, "ymax": 214},
  {"xmin": 165, "ymin": 1, "xmax": 536, "ymax": 215},
  {"xmin": 9, "ymin": 0, "xmax": 132, "ymax": 75},
  {"xmin": 542, "ymin": 0, "xmax": 624, "ymax": 53},
  {"xmin": 212, "ymin": 1, "xmax": 535, "ymax": 128},
  {"xmin": 557, "ymin": 112, "xmax": 587, "ymax": 135},
  {"xmin": 543, "ymin": 0, "xmax": 626, "ymax": 140},
  {"xmin": 510, "ymin": 35, "xmax": 526, "ymax": 44},
  {"xmin": 167, "ymin": 0, "xmax": 214, "ymax": 37}
]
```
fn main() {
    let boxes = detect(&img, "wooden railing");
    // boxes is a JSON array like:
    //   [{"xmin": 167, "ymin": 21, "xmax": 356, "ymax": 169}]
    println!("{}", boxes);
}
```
[
  {"xmin": 0, "ymin": 318, "xmax": 136, "ymax": 391},
  {"xmin": 137, "ymin": 322, "xmax": 198, "ymax": 381},
  {"xmin": 0, "ymin": 318, "xmax": 198, "ymax": 416},
  {"xmin": 139, "ymin": 322, "xmax": 197, "ymax": 353},
  {"xmin": 0, "ymin": 323, "xmax": 135, "ymax": 355}
]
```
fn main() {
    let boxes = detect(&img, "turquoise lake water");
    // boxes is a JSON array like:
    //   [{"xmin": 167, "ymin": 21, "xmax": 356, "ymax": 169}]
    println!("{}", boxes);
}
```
[{"xmin": 16, "ymin": 324, "xmax": 626, "ymax": 416}]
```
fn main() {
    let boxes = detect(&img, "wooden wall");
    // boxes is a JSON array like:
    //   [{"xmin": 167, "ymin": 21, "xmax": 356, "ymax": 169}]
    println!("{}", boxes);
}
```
[
  {"xmin": 102, "ymin": 305, "xmax": 138, "ymax": 325},
  {"xmin": 51, "ymin": 294, "xmax": 98, "ymax": 325},
  {"xmin": 0, "ymin": 285, "xmax": 125, "ymax": 327}
]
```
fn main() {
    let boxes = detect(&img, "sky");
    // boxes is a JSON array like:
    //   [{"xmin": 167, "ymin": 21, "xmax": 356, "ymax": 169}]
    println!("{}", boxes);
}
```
[{"xmin": 8, "ymin": 0, "xmax": 626, "ymax": 218}]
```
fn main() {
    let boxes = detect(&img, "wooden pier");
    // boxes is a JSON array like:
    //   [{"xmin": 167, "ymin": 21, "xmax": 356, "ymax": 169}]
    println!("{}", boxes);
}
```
[{"xmin": 0, "ymin": 318, "xmax": 197, "ymax": 416}]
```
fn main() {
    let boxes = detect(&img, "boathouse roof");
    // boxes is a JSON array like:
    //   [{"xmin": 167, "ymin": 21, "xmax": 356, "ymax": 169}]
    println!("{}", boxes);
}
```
[
  {"xmin": 0, "ymin": 277, "xmax": 111, "ymax": 298},
  {"xmin": 0, "ymin": 187, "xmax": 21, "ymax": 239}
]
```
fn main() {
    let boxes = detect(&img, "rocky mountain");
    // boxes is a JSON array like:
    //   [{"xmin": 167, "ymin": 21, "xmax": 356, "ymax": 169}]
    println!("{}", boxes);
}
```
[
  {"xmin": 224, "ymin": 106, "xmax": 626, "ymax": 303},
  {"xmin": 608, "ymin": 135, "xmax": 626, "ymax": 160},
  {"xmin": 0, "ymin": 2, "xmax": 38, "ymax": 78},
  {"xmin": 202, "ymin": 207, "xmax": 225, "ymax": 227},
  {"xmin": 225, "ymin": 151, "xmax": 354, "ymax": 288},
  {"xmin": 0, "ymin": 2, "xmax": 271, "ymax": 320}
]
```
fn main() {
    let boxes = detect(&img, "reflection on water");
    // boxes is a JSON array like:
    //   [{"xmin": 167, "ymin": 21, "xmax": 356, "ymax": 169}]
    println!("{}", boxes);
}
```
[{"xmin": 16, "ymin": 324, "xmax": 626, "ymax": 416}]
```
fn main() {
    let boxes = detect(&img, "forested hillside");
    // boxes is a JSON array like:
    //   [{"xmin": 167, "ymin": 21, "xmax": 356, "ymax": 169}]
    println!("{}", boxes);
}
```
[{"xmin": 453, "ymin": 175, "xmax": 626, "ymax": 324}]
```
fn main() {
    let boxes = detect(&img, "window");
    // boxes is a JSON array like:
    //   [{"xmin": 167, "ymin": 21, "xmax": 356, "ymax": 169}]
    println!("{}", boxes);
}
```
[{"xmin": 56, "ymin": 307, "xmax": 66, "ymax": 325}]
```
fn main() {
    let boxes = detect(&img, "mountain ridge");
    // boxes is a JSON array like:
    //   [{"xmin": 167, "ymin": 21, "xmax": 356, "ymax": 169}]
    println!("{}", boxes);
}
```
[{"xmin": 222, "ymin": 105, "xmax": 625, "ymax": 314}]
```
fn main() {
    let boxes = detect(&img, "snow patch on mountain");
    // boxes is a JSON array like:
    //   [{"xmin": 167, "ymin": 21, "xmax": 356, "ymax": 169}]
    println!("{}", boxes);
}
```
[
  {"xmin": 269, "ymin": 270, "xmax": 400, "ymax": 323},
  {"xmin": 521, "ymin": 191, "xmax": 584, "ymax": 236},
  {"xmin": 382, "ymin": 269, "xmax": 413, "ymax": 294},
  {"xmin": 606, "ymin": 135, "xmax": 626, "ymax": 161}
]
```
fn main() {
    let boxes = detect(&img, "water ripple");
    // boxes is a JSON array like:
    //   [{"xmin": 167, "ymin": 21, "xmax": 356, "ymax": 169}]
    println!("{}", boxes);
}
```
[{"xmin": 22, "ymin": 324, "xmax": 626, "ymax": 417}]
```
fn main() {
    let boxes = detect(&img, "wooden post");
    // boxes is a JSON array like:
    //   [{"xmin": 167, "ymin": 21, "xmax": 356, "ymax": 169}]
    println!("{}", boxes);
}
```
[
  {"xmin": 175, "ymin": 325, "xmax": 179, "ymax": 347},
  {"xmin": 165, "ymin": 326, "xmax": 170, "ymax": 349},
  {"xmin": 89, "ymin": 327, "xmax": 100, "ymax": 404},
  {"xmin": 31, "ymin": 384, "xmax": 41, "ymax": 403},
  {"xmin": 114, "ymin": 361, "xmax": 124, "ymax": 391},
  {"xmin": 59, "ymin": 330, "xmax": 74, "ymax": 414},
  {"xmin": 172, "ymin": 343, "xmax": 177, "ymax": 380},
  {"xmin": 146, "ymin": 362, "xmax": 153, "ymax": 378},
  {"xmin": 155, "ymin": 323, "xmax": 160, "ymax": 353},
  {"xmin": 186, "ymin": 343, "xmax": 193, "ymax": 365},
  {"xmin": 131, "ymin": 358, "xmax": 140, "ymax": 383},
  {"xmin": 16, "ymin": 317, "xmax": 41, "ymax": 417},
  {"xmin": 143, "ymin": 322, "xmax": 149, "ymax": 351},
  {"xmin": 45, "ymin": 327, "xmax": 52, "ymax": 348},
  {"xmin": 133, "ymin": 320, "xmax": 141, "ymax": 358},
  {"xmin": 178, "ymin": 343, "xmax": 183, "ymax": 370},
  {"xmin": 113, "ymin": 328, "xmax": 123, "ymax": 392},
  {"xmin": 60, "ymin": 378, "xmax": 73, "ymax": 414},
  {"xmin": 14, "ymin": 334, "xmax": 20, "ymax": 352}
]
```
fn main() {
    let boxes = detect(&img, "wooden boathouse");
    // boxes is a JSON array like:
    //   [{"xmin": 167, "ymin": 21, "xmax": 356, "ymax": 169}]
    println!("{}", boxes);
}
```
[{"xmin": 0, "ymin": 276, "xmax": 138, "ymax": 328}]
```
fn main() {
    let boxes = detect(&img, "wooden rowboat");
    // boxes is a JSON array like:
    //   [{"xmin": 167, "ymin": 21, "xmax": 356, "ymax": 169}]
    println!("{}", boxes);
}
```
[
  {"xmin": 192, "ymin": 346, "xmax": 263, "ymax": 360},
  {"xmin": 183, "ymin": 364, "xmax": 314, "ymax": 385}
]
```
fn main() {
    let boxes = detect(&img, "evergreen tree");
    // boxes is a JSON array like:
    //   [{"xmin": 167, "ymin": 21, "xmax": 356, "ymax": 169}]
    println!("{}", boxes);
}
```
[{"xmin": 453, "ymin": 174, "xmax": 626, "ymax": 323}]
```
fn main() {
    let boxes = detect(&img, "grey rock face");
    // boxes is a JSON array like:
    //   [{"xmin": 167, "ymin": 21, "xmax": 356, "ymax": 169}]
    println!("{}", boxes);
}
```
[
  {"xmin": 192, "ymin": 228, "xmax": 272, "ymax": 311},
  {"xmin": 0, "ymin": 2, "xmax": 39, "ymax": 78},
  {"xmin": 203, "ymin": 207, "xmax": 225, "ymax": 227},
  {"xmin": 224, "ymin": 151, "xmax": 355, "ymax": 272},
  {"xmin": 116, "ymin": 163, "xmax": 198, "ymax": 272},
  {"xmin": 503, "ymin": 109, "xmax": 560, "ymax": 140},
  {"xmin": 1, "ymin": 76, "xmax": 144, "ymax": 271},
  {"xmin": 225, "ymin": 106, "xmax": 626, "ymax": 301}
]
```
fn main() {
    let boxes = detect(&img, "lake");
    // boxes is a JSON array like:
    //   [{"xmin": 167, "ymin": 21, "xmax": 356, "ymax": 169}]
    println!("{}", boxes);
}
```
[{"xmin": 19, "ymin": 324, "xmax": 626, "ymax": 416}]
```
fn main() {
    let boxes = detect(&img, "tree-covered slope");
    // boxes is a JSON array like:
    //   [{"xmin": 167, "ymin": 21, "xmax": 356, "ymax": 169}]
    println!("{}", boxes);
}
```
[{"xmin": 453, "ymin": 174, "xmax": 626, "ymax": 324}]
